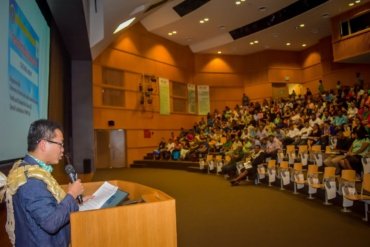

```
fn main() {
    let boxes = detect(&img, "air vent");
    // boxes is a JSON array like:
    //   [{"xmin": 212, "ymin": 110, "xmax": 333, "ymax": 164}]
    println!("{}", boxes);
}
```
[
  {"xmin": 230, "ymin": 0, "xmax": 329, "ymax": 40},
  {"xmin": 173, "ymin": 0, "xmax": 210, "ymax": 17}
]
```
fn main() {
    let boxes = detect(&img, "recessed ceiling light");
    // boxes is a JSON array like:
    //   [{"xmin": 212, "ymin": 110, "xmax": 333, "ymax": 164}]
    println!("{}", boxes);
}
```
[
  {"xmin": 219, "ymin": 25, "xmax": 226, "ymax": 30},
  {"xmin": 199, "ymin": 18, "xmax": 209, "ymax": 24},
  {"xmin": 254, "ymin": 40, "xmax": 259, "ymax": 44},
  {"xmin": 348, "ymin": 2, "xmax": 355, "ymax": 6},
  {"xmin": 217, "ymin": 51, "xmax": 222, "ymax": 54},
  {"xmin": 302, "ymin": 44, "xmax": 307, "ymax": 47},
  {"xmin": 168, "ymin": 31, "xmax": 177, "ymax": 36},
  {"xmin": 355, "ymin": 0, "xmax": 361, "ymax": 3},
  {"xmin": 250, "ymin": 41, "xmax": 254, "ymax": 45},
  {"xmin": 236, "ymin": 0, "xmax": 247, "ymax": 5},
  {"xmin": 286, "ymin": 42, "xmax": 291, "ymax": 46},
  {"xmin": 299, "ymin": 24, "xmax": 305, "ymax": 28}
]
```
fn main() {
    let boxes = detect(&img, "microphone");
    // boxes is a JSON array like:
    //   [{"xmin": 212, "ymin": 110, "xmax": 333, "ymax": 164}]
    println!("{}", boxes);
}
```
[{"xmin": 64, "ymin": 156, "xmax": 83, "ymax": 204}]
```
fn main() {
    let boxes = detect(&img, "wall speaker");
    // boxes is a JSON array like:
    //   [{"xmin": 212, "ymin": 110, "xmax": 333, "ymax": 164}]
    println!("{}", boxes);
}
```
[{"xmin": 108, "ymin": 120, "xmax": 115, "ymax": 126}]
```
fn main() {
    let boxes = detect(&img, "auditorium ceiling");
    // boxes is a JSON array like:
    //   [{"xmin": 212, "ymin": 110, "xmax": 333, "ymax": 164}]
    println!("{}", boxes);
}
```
[{"xmin": 89, "ymin": 0, "xmax": 369, "ymax": 59}]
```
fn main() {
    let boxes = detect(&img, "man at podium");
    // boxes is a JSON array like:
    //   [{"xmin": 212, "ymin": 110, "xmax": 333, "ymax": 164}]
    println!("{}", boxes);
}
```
[{"xmin": 3, "ymin": 119, "xmax": 86, "ymax": 247}]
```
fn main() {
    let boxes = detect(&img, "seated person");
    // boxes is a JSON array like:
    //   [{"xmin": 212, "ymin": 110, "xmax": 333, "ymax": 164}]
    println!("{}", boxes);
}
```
[
  {"xmin": 265, "ymin": 134, "xmax": 282, "ymax": 160},
  {"xmin": 221, "ymin": 146, "xmax": 244, "ymax": 178},
  {"xmin": 230, "ymin": 144, "xmax": 267, "ymax": 186},
  {"xmin": 307, "ymin": 123, "xmax": 322, "ymax": 149},
  {"xmin": 153, "ymin": 137, "xmax": 166, "ymax": 159},
  {"xmin": 338, "ymin": 127, "xmax": 369, "ymax": 176}
]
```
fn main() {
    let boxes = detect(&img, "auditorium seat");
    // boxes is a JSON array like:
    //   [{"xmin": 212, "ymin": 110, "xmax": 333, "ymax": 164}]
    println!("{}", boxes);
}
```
[
  {"xmin": 310, "ymin": 145, "xmax": 323, "ymax": 167},
  {"xmin": 278, "ymin": 161, "xmax": 290, "ymax": 190},
  {"xmin": 306, "ymin": 164, "xmax": 319, "ymax": 199},
  {"xmin": 339, "ymin": 169, "xmax": 357, "ymax": 213},
  {"xmin": 298, "ymin": 145, "xmax": 308, "ymax": 166},
  {"xmin": 344, "ymin": 173, "xmax": 370, "ymax": 221},
  {"xmin": 286, "ymin": 145, "xmax": 296, "ymax": 165},
  {"xmin": 292, "ymin": 163, "xmax": 304, "ymax": 194},
  {"xmin": 266, "ymin": 159, "xmax": 277, "ymax": 187},
  {"xmin": 310, "ymin": 167, "xmax": 337, "ymax": 205}
]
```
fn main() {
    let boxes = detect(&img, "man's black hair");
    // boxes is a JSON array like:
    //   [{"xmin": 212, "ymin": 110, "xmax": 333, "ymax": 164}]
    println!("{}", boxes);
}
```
[{"xmin": 27, "ymin": 119, "xmax": 62, "ymax": 152}]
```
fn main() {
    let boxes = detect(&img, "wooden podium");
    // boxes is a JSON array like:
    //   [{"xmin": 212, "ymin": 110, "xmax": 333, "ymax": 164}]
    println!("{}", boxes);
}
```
[{"xmin": 68, "ymin": 180, "xmax": 177, "ymax": 247}]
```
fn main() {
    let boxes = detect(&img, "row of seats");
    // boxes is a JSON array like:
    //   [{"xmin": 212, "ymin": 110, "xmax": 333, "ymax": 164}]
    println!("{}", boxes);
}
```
[{"xmin": 199, "ymin": 147, "xmax": 370, "ymax": 222}]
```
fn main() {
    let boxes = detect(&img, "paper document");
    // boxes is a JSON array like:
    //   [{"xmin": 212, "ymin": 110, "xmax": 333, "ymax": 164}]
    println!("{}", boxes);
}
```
[{"xmin": 79, "ymin": 181, "xmax": 118, "ymax": 211}]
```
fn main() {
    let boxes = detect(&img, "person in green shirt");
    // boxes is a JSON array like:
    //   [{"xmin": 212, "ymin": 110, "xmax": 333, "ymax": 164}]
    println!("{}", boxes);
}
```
[{"xmin": 339, "ymin": 127, "xmax": 369, "ymax": 176}]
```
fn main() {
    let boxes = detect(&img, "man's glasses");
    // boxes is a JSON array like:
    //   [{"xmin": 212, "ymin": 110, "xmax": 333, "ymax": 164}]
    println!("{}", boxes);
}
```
[{"xmin": 44, "ymin": 139, "xmax": 64, "ymax": 148}]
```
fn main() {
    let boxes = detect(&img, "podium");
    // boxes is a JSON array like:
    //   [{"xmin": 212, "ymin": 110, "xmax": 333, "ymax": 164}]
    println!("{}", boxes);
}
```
[{"xmin": 67, "ymin": 180, "xmax": 177, "ymax": 247}]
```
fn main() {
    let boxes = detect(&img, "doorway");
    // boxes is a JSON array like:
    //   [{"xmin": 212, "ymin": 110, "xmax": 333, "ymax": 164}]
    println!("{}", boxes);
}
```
[{"xmin": 94, "ymin": 129, "xmax": 126, "ymax": 168}]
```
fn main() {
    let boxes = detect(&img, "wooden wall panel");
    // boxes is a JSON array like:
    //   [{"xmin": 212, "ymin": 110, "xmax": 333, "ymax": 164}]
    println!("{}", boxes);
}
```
[
  {"xmin": 268, "ymin": 68, "xmax": 302, "ymax": 83},
  {"xmin": 93, "ymin": 22, "xmax": 370, "ymax": 166}
]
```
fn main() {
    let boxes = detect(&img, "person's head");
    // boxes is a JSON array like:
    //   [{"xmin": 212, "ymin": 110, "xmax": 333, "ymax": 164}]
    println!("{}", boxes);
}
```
[
  {"xmin": 27, "ymin": 119, "xmax": 64, "ymax": 164},
  {"xmin": 254, "ymin": 144, "xmax": 261, "ymax": 152},
  {"xmin": 355, "ymin": 126, "xmax": 367, "ymax": 140}
]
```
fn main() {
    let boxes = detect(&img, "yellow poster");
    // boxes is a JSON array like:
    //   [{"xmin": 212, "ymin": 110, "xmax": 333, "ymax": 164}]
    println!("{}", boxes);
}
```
[
  {"xmin": 197, "ymin": 85, "xmax": 210, "ymax": 115},
  {"xmin": 187, "ymin": 83, "xmax": 196, "ymax": 114},
  {"xmin": 159, "ymin": 77, "xmax": 170, "ymax": 115}
]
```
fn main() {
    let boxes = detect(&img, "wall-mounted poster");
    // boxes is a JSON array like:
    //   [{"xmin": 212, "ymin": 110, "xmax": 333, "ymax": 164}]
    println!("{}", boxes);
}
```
[
  {"xmin": 197, "ymin": 85, "xmax": 210, "ymax": 115},
  {"xmin": 158, "ymin": 77, "xmax": 170, "ymax": 115},
  {"xmin": 187, "ymin": 83, "xmax": 196, "ymax": 114}
]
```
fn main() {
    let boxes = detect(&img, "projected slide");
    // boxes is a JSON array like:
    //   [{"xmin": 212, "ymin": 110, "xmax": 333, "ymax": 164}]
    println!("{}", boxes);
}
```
[
  {"xmin": 0, "ymin": 0, "xmax": 50, "ymax": 162},
  {"xmin": 9, "ymin": 0, "xmax": 40, "ymax": 116}
]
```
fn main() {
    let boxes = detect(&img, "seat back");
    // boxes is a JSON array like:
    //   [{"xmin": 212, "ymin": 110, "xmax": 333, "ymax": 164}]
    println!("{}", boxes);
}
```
[
  {"xmin": 298, "ymin": 145, "xmax": 308, "ymax": 154},
  {"xmin": 267, "ymin": 159, "xmax": 276, "ymax": 168},
  {"xmin": 307, "ymin": 164, "xmax": 318, "ymax": 175},
  {"xmin": 341, "ymin": 169, "xmax": 356, "ymax": 182},
  {"xmin": 206, "ymin": 154, "xmax": 214, "ymax": 162},
  {"xmin": 325, "ymin": 146, "xmax": 332, "ymax": 154},
  {"xmin": 215, "ymin": 155, "xmax": 222, "ymax": 162},
  {"xmin": 293, "ymin": 163, "xmax": 303, "ymax": 172},
  {"xmin": 224, "ymin": 155, "xmax": 231, "ymax": 163},
  {"xmin": 323, "ymin": 167, "xmax": 336, "ymax": 179},
  {"xmin": 280, "ymin": 161, "xmax": 289, "ymax": 169},
  {"xmin": 286, "ymin": 145, "xmax": 295, "ymax": 153},
  {"xmin": 311, "ymin": 145, "xmax": 321, "ymax": 153}
]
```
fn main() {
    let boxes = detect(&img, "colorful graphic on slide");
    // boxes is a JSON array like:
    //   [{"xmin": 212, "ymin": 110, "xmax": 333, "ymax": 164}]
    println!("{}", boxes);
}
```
[{"xmin": 8, "ymin": 0, "xmax": 39, "ymax": 116}]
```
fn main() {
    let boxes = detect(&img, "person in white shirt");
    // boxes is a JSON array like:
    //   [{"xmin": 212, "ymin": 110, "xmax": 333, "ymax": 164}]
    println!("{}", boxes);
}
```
[
  {"xmin": 296, "ymin": 122, "xmax": 312, "ymax": 145},
  {"xmin": 265, "ymin": 134, "xmax": 282, "ymax": 159},
  {"xmin": 308, "ymin": 114, "xmax": 323, "ymax": 128},
  {"xmin": 283, "ymin": 124, "xmax": 300, "ymax": 145},
  {"xmin": 347, "ymin": 102, "xmax": 358, "ymax": 119}
]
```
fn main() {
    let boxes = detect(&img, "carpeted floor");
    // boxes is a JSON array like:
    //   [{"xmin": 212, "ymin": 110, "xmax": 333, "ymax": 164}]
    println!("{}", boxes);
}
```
[{"xmin": 92, "ymin": 168, "xmax": 370, "ymax": 247}]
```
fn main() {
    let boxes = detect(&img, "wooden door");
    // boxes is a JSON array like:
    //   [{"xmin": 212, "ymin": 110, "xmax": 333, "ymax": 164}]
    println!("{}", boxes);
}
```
[{"xmin": 94, "ymin": 129, "xmax": 126, "ymax": 168}]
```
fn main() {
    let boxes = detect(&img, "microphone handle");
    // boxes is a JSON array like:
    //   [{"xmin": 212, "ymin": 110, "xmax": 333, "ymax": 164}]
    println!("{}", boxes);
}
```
[
  {"xmin": 68, "ymin": 172, "xmax": 83, "ymax": 204},
  {"xmin": 76, "ymin": 194, "xmax": 83, "ymax": 204}
]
